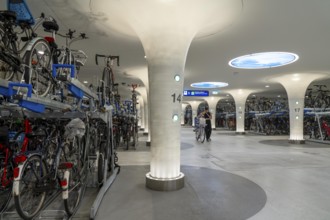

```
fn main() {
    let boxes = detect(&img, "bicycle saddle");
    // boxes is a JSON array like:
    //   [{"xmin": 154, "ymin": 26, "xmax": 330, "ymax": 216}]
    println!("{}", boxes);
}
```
[
  {"xmin": 42, "ymin": 20, "xmax": 59, "ymax": 32},
  {"xmin": 0, "ymin": 10, "xmax": 17, "ymax": 22}
]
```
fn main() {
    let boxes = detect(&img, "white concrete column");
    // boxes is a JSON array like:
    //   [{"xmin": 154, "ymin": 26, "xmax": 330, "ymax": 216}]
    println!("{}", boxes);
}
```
[
  {"xmin": 138, "ymin": 96, "xmax": 144, "ymax": 128},
  {"xmin": 143, "ymin": 96, "xmax": 149, "ymax": 133},
  {"xmin": 75, "ymin": 0, "xmax": 242, "ymax": 191},
  {"xmin": 181, "ymin": 103, "xmax": 188, "ymax": 125},
  {"xmin": 136, "ymin": 87, "xmax": 150, "ymax": 141},
  {"xmin": 270, "ymin": 73, "xmax": 328, "ymax": 143},
  {"xmin": 187, "ymin": 101, "xmax": 203, "ymax": 127},
  {"xmin": 229, "ymin": 89, "xmax": 254, "ymax": 134},
  {"xmin": 204, "ymin": 97, "xmax": 222, "ymax": 130}
]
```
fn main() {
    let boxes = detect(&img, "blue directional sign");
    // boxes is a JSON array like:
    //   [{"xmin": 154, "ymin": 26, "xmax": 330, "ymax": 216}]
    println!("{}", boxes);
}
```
[{"xmin": 183, "ymin": 90, "xmax": 209, "ymax": 97}]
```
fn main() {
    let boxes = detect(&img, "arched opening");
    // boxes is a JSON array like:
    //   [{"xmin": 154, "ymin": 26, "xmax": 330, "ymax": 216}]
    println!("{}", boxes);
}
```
[
  {"xmin": 216, "ymin": 97, "xmax": 235, "ymax": 130},
  {"xmin": 184, "ymin": 105, "xmax": 192, "ymax": 126}
]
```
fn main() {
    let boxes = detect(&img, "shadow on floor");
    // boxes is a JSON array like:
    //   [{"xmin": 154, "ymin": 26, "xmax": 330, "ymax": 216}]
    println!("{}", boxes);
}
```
[
  {"xmin": 96, "ymin": 165, "xmax": 267, "ymax": 220},
  {"xmin": 259, "ymin": 139, "xmax": 330, "ymax": 148}
]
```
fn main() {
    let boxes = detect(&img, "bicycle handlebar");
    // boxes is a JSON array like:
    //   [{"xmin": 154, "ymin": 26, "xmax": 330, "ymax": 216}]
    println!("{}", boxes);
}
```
[{"xmin": 95, "ymin": 54, "xmax": 120, "ymax": 66}]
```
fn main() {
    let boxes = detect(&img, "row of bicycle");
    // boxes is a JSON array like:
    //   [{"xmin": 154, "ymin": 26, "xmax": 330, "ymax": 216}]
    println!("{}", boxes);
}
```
[
  {"xmin": 0, "ymin": 113, "xmax": 116, "ymax": 219},
  {"xmin": 0, "ymin": 5, "xmax": 123, "ymax": 111}
]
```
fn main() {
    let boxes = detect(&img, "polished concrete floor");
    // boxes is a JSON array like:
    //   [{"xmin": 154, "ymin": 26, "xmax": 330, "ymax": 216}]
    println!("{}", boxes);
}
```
[{"xmin": 96, "ymin": 128, "xmax": 330, "ymax": 220}]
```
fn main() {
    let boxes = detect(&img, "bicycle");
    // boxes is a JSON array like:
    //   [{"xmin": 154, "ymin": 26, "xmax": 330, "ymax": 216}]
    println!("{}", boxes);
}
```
[
  {"xmin": 95, "ymin": 54, "xmax": 120, "ymax": 107},
  {"xmin": 0, "ymin": 115, "xmax": 44, "ymax": 214},
  {"xmin": 13, "ymin": 118, "xmax": 88, "ymax": 219},
  {"xmin": 195, "ymin": 117, "xmax": 206, "ymax": 143},
  {"xmin": 28, "ymin": 27, "xmax": 88, "ymax": 98},
  {"xmin": 130, "ymin": 84, "xmax": 139, "ymax": 148},
  {"xmin": 0, "ymin": 4, "xmax": 54, "ymax": 90}
]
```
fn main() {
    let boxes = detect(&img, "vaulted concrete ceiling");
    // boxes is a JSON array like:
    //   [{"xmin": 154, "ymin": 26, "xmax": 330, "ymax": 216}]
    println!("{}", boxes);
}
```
[{"xmin": 2, "ymin": 0, "xmax": 330, "ymax": 99}]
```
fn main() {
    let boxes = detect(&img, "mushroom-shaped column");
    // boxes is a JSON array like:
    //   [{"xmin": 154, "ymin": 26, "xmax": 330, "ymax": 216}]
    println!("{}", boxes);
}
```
[
  {"xmin": 136, "ymin": 87, "xmax": 150, "ymax": 145},
  {"xmin": 186, "ymin": 101, "xmax": 204, "ymax": 127},
  {"xmin": 270, "ymin": 73, "xmax": 327, "ymax": 143},
  {"xmin": 228, "ymin": 89, "xmax": 254, "ymax": 134},
  {"xmin": 181, "ymin": 103, "xmax": 188, "ymax": 126},
  {"xmin": 204, "ymin": 97, "xmax": 222, "ymax": 130},
  {"xmin": 83, "ymin": 0, "xmax": 241, "ymax": 191},
  {"xmin": 138, "ymin": 96, "xmax": 144, "ymax": 129},
  {"xmin": 136, "ymin": 87, "xmax": 149, "ymax": 131}
]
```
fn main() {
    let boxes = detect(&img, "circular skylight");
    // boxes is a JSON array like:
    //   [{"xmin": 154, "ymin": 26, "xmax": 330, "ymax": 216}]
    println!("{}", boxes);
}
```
[
  {"xmin": 229, "ymin": 52, "xmax": 299, "ymax": 69},
  {"xmin": 191, "ymin": 82, "xmax": 228, "ymax": 89}
]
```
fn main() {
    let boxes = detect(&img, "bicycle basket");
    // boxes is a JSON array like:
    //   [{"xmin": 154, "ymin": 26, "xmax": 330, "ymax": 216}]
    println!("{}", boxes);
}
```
[
  {"xmin": 64, "ymin": 118, "xmax": 86, "ymax": 139},
  {"xmin": 199, "ymin": 118, "xmax": 206, "ymax": 127},
  {"xmin": 7, "ymin": 0, "xmax": 35, "ymax": 25},
  {"xmin": 8, "ymin": 131, "xmax": 24, "ymax": 143},
  {"xmin": 71, "ymin": 50, "xmax": 88, "ymax": 67}
]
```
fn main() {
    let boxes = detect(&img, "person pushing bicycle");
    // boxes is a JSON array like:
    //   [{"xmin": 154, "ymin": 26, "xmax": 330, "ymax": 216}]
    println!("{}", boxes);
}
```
[{"xmin": 199, "ymin": 107, "xmax": 212, "ymax": 142}]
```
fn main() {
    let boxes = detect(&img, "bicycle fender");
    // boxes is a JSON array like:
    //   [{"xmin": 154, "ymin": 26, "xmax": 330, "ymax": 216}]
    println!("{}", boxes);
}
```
[
  {"xmin": 25, "ymin": 37, "xmax": 46, "ymax": 52},
  {"xmin": 13, "ymin": 163, "xmax": 24, "ymax": 196},
  {"xmin": 62, "ymin": 170, "xmax": 70, "ymax": 200}
]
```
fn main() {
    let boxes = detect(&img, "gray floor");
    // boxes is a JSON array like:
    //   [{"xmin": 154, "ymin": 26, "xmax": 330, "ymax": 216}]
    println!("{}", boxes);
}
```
[{"xmin": 96, "ymin": 128, "xmax": 330, "ymax": 220}]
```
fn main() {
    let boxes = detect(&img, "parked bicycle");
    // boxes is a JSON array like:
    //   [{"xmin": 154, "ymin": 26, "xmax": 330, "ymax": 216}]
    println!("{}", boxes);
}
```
[
  {"xmin": 13, "ymin": 118, "xmax": 88, "ymax": 219},
  {"xmin": 0, "ymin": 9, "xmax": 52, "ymax": 87},
  {"xmin": 95, "ymin": 54, "xmax": 120, "ymax": 107}
]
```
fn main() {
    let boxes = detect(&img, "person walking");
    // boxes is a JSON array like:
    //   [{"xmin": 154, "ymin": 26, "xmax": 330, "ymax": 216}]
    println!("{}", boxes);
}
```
[{"xmin": 200, "ymin": 107, "xmax": 212, "ymax": 142}]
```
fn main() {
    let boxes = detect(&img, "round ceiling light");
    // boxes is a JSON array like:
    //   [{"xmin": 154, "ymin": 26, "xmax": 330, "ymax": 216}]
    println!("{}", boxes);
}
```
[
  {"xmin": 190, "ymin": 82, "xmax": 228, "ymax": 89},
  {"xmin": 229, "ymin": 52, "xmax": 299, "ymax": 69}
]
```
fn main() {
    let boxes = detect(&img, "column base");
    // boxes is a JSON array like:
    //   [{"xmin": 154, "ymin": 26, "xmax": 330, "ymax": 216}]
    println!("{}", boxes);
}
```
[
  {"xmin": 143, "ymin": 132, "xmax": 148, "ymax": 136},
  {"xmin": 146, "ymin": 141, "xmax": 151, "ymax": 147},
  {"xmin": 236, "ymin": 132, "xmax": 246, "ymax": 135},
  {"xmin": 146, "ymin": 172, "xmax": 184, "ymax": 191},
  {"xmin": 289, "ymin": 139, "xmax": 305, "ymax": 144}
]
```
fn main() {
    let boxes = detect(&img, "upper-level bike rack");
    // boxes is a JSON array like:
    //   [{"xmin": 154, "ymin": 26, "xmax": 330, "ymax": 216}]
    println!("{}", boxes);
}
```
[{"xmin": 0, "ymin": 64, "xmax": 119, "ymax": 219}]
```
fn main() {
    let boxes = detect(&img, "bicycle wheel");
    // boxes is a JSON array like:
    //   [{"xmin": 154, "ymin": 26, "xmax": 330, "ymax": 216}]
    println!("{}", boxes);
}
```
[
  {"xmin": 200, "ymin": 127, "xmax": 206, "ymax": 143},
  {"xmin": 14, "ymin": 155, "xmax": 47, "ymax": 220},
  {"xmin": 24, "ymin": 38, "xmax": 52, "ymax": 97},
  {"xmin": 0, "ymin": 25, "xmax": 19, "ymax": 81},
  {"xmin": 97, "ymin": 141, "xmax": 106, "ymax": 186},
  {"xmin": 0, "ymin": 161, "xmax": 13, "ymax": 213},
  {"xmin": 64, "ymin": 137, "xmax": 87, "ymax": 216},
  {"xmin": 101, "ymin": 67, "xmax": 114, "ymax": 105},
  {"xmin": 195, "ymin": 128, "xmax": 200, "ymax": 141}
]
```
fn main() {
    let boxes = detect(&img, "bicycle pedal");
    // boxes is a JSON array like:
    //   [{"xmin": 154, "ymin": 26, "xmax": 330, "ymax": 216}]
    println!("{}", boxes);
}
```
[{"xmin": 58, "ymin": 162, "xmax": 73, "ymax": 170}]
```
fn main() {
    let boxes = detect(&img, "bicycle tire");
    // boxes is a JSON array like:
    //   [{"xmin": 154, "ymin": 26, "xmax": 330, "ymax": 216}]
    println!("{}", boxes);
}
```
[
  {"xmin": 14, "ymin": 155, "xmax": 47, "ymax": 220},
  {"xmin": 0, "ymin": 161, "xmax": 13, "ymax": 213},
  {"xmin": 195, "ymin": 129, "xmax": 200, "ymax": 141},
  {"xmin": 0, "ymin": 25, "xmax": 18, "ymax": 81},
  {"xmin": 97, "ymin": 141, "xmax": 106, "ymax": 186},
  {"xmin": 64, "ymin": 137, "xmax": 87, "ymax": 216},
  {"xmin": 24, "ymin": 38, "xmax": 52, "ymax": 97},
  {"xmin": 201, "ymin": 128, "xmax": 206, "ymax": 143}
]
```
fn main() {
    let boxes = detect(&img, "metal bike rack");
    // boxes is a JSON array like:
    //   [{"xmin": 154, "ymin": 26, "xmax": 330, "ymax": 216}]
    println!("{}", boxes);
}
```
[{"xmin": 0, "ymin": 70, "xmax": 119, "ymax": 219}]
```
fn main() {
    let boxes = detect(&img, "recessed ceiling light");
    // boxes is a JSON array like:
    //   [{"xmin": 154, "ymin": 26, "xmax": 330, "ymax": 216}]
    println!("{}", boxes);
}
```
[
  {"xmin": 144, "ymin": 55, "xmax": 147, "ymax": 59},
  {"xmin": 174, "ymin": 74, "xmax": 180, "ymax": 82},
  {"xmin": 265, "ymin": 85, "xmax": 270, "ymax": 88},
  {"xmin": 226, "ymin": 94, "xmax": 230, "ymax": 96},
  {"xmin": 172, "ymin": 114, "xmax": 179, "ymax": 122},
  {"xmin": 278, "ymin": 95, "xmax": 281, "ymax": 97},
  {"xmin": 229, "ymin": 52, "xmax": 299, "ymax": 69},
  {"xmin": 83, "ymin": 81, "xmax": 88, "ymax": 84},
  {"xmin": 212, "ymin": 91, "xmax": 219, "ymax": 95},
  {"xmin": 190, "ymin": 82, "xmax": 228, "ymax": 89}
]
